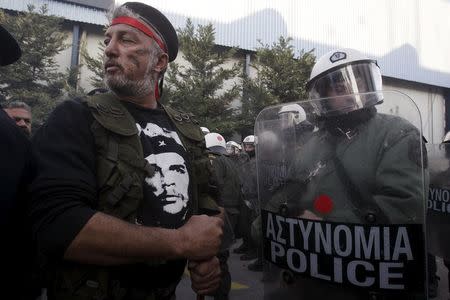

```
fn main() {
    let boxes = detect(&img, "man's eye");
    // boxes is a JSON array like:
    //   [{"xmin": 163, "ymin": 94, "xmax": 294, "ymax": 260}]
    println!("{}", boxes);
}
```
[
  {"xmin": 122, "ymin": 37, "xmax": 135, "ymax": 43},
  {"xmin": 170, "ymin": 165, "xmax": 186, "ymax": 173},
  {"xmin": 104, "ymin": 39, "xmax": 110, "ymax": 46}
]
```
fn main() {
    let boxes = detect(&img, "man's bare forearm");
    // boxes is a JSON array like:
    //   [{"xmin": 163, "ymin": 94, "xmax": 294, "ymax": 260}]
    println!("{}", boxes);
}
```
[{"xmin": 64, "ymin": 212, "xmax": 185, "ymax": 265}]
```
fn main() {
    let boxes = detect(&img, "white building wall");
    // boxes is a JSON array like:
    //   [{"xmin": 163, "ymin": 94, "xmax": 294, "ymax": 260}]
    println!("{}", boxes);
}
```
[
  {"xmin": 49, "ymin": 24, "xmax": 105, "ymax": 93},
  {"xmin": 53, "ymin": 27, "xmax": 73, "ymax": 75},
  {"xmin": 79, "ymin": 27, "xmax": 105, "ymax": 91},
  {"xmin": 383, "ymin": 78, "xmax": 445, "ymax": 144}
]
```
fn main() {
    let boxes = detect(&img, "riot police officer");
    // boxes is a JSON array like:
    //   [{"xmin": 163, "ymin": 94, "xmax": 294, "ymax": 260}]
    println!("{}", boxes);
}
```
[
  {"xmin": 234, "ymin": 135, "xmax": 257, "ymax": 257},
  {"xmin": 257, "ymin": 49, "xmax": 426, "ymax": 299},
  {"xmin": 226, "ymin": 140, "xmax": 241, "ymax": 156},
  {"xmin": 239, "ymin": 135, "xmax": 264, "ymax": 270},
  {"xmin": 205, "ymin": 132, "xmax": 242, "ymax": 300},
  {"xmin": 427, "ymin": 132, "xmax": 450, "ymax": 299}
]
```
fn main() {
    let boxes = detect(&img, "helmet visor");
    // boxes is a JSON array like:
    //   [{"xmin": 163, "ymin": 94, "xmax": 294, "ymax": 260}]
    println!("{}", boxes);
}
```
[
  {"xmin": 308, "ymin": 62, "xmax": 383, "ymax": 116},
  {"xmin": 279, "ymin": 112, "xmax": 296, "ymax": 129}
]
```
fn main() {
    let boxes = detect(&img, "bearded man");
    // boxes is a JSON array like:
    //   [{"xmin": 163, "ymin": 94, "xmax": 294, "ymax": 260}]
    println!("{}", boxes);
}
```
[{"xmin": 30, "ymin": 3, "xmax": 223, "ymax": 299}]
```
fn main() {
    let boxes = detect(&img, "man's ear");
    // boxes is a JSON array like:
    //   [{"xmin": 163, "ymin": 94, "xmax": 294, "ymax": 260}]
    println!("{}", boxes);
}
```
[{"xmin": 154, "ymin": 53, "xmax": 169, "ymax": 73}]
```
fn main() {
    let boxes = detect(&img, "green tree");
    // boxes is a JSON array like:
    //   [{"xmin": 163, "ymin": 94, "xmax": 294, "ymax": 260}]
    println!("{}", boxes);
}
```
[
  {"xmin": 0, "ymin": 5, "xmax": 71, "ymax": 123},
  {"xmin": 236, "ymin": 74, "xmax": 277, "ymax": 137},
  {"xmin": 236, "ymin": 37, "xmax": 315, "ymax": 135},
  {"xmin": 164, "ymin": 19, "xmax": 241, "ymax": 137},
  {"xmin": 81, "ymin": 41, "xmax": 106, "ymax": 89}
]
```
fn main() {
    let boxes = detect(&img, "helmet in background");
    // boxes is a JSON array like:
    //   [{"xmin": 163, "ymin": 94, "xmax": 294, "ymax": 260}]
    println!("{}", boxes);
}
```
[
  {"xmin": 242, "ymin": 135, "xmax": 256, "ymax": 157},
  {"xmin": 200, "ymin": 127, "xmax": 210, "ymax": 135},
  {"xmin": 226, "ymin": 141, "xmax": 241, "ymax": 155},
  {"xmin": 243, "ymin": 135, "xmax": 256, "ymax": 145},
  {"xmin": 278, "ymin": 103, "xmax": 307, "ymax": 129},
  {"xmin": 205, "ymin": 132, "xmax": 226, "ymax": 149},
  {"xmin": 443, "ymin": 132, "xmax": 450, "ymax": 144}
]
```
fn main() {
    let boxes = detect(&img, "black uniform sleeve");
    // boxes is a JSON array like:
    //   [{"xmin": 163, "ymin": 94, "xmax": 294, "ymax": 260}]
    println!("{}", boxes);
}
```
[{"xmin": 30, "ymin": 99, "xmax": 98, "ymax": 259}]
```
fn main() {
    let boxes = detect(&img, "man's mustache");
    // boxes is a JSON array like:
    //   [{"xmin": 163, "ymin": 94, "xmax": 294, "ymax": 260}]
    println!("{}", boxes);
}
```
[{"xmin": 104, "ymin": 60, "xmax": 123, "ymax": 71}]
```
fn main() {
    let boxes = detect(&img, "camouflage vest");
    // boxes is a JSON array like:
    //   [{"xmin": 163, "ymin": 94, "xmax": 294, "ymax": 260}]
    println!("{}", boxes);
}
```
[{"xmin": 49, "ymin": 92, "xmax": 219, "ymax": 300}]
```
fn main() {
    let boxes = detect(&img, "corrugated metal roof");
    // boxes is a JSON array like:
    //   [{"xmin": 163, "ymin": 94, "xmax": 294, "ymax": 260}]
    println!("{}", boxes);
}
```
[
  {"xmin": 121, "ymin": 0, "xmax": 450, "ymax": 89},
  {"xmin": 58, "ymin": 0, "xmax": 113, "ymax": 11},
  {"xmin": 0, "ymin": 0, "xmax": 108, "ymax": 26}
]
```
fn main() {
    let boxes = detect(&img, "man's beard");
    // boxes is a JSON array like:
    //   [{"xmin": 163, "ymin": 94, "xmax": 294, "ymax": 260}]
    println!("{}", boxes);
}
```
[
  {"xmin": 20, "ymin": 126, "xmax": 31, "ymax": 138},
  {"xmin": 105, "ymin": 72, "xmax": 155, "ymax": 98},
  {"xmin": 104, "ymin": 58, "xmax": 157, "ymax": 98}
]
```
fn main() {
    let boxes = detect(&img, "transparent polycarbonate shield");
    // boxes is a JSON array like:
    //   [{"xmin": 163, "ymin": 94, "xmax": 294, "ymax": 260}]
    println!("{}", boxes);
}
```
[
  {"xmin": 427, "ymin": 143, "xmax": 450, "ymax": 259},
  {"xmin": 254, "ymin": 91, "xmax": 426, "ymax": 299}
]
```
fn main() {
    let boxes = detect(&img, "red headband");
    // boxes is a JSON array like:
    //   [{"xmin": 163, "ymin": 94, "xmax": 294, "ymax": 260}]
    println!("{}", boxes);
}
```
[{"xmin": 111, "ymin": 16, "xmax": 167, "ymax": 53}]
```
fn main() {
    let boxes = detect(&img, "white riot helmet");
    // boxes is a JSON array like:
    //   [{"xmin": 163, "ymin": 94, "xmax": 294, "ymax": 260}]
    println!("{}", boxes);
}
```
[
  {"xmin": 243, "ymin": 135, "xmax": 256, "ymax": 145},
  {"xmin": 306, "ymin": 48, "xmax": 383, "ymax": 117},
  {"xmin": 278, "ymin": 104, "xmax": 307, "ymax": 128},
  {"xmin": 242, "ymin": 135, "xmax": 256, "ymax": 156},
  {"xmin": 205, "ymin": 132, "xmax": 226, "ymax": 150},
  {"xmin": 200, "ymin": 127, "xmax": 210, "ymax": 135},
  {"xmin": 226, "ymin": 141, "xmax": 241, "ymax": 155},
  {"xmin": 443, "ymin": 132, "xmax": 450, "ymax": 144}
]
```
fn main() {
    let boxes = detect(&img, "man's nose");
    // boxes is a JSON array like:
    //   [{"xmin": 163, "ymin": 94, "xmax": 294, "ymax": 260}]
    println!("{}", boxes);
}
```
[
  {"xmin": 17, "ymin": 119, "xmax": 26, "ymax": 127},
  {"xmin": 104, "ymin": 38, "xmax": 119, "ymax": 58},
  {"xmin": 162, "ymin": 182, "xmax": 175, "ymax": 188}
]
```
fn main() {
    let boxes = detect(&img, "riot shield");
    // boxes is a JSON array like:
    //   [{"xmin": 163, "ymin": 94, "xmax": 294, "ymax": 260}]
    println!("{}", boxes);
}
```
[
  {"xmin": 426, "ymin": 142, "xmax": 450, "ymax": 298},
  {"xmin": 255, "ymin": 91, "xmax": 427, "ymax": 299},
  {"xmin": 427, "ymin": 143, "xmax": 450, "ymax": 258}
]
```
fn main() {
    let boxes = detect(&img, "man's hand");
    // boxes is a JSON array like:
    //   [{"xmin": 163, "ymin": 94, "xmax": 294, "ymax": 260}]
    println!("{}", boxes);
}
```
[
  {"xmin": 179, "ymin": 215, "xmax": 223, "ymax": 260},
  {"xmin": 188, "ymin": 257, "xmax": 221, "ymax": 295}
]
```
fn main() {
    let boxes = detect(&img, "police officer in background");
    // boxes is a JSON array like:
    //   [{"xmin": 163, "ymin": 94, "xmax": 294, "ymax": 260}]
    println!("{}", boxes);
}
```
[
  {"xmin": 234, "ymin": 135, "xmax": 260, "ymax": 265},
  {"xmin": 29, "ymin": 3, "xmax": 223, "ymax": 300},
  {"xmin": 206, "ymin": 132, "xmax": 242, "ymax": 300},
  {"xmin": 259, "ymin": 49, "xmax": 425, "ymax": 299},
  {"xmin": 226, "ymin": 140, "xmax": 241, "ymax": 158},
  {"xmin": 278, "ymin": 103, "xmax": 314, "ymax": 145},
  {"xmin": 427, "ymin": 132, "xmax": 450, "ymax": 299}
]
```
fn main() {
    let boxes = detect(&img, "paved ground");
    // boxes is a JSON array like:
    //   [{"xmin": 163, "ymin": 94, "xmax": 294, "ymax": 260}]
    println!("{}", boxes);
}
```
[
  {"xmin": 176, "ymin": 239, "xmax": 450, "ymax": 300},
  {"xmin": 35, "ymin": 242, "xmax": 450, "ymax": 299}
]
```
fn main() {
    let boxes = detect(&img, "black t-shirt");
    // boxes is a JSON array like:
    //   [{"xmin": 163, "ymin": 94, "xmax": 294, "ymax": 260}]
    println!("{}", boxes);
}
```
[
  {"xmin": 30, "ymin": 97, "xmax": 191, "ymax": 287},
  {"xmin": 125, "ymin": 101, "xmax": 192, "ymax": 228}
]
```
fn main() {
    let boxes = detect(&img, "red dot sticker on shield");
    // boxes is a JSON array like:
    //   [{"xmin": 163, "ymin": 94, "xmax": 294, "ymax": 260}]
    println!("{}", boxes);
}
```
[
  {"xmin": 314, "ymin": 194, "xmax": 334, "ymax": 214},
  {"xmin": 217, "ymin": 135, "xmax": 223, "ymax": 141}
]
